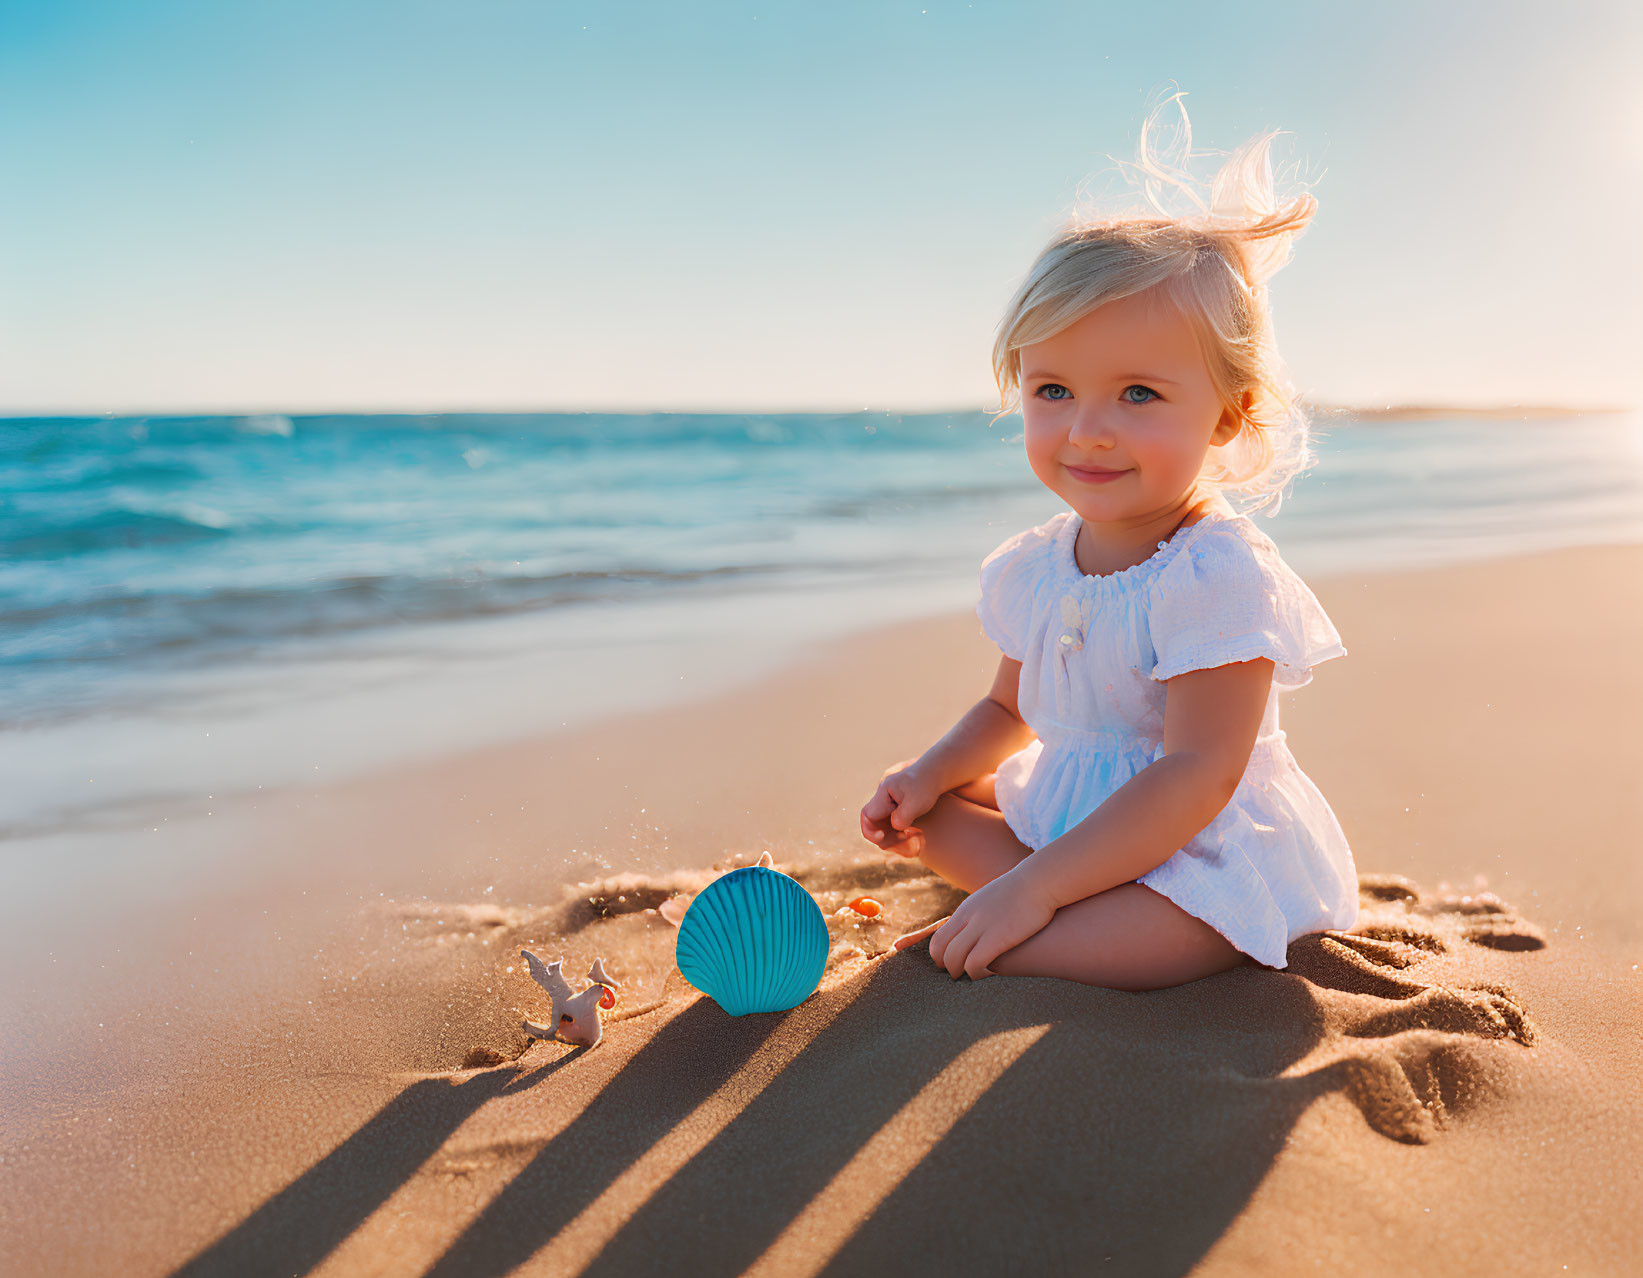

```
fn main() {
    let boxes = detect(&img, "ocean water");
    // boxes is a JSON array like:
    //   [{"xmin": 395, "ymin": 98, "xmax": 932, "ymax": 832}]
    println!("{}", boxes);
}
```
[{"xmin": 2, "ymin": 407, "xmax": 1640, "ymax": 865}]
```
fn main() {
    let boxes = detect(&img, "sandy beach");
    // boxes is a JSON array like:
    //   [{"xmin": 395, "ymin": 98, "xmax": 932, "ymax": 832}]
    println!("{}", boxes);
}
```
[{"xmin": 3, "ymin": 540, "xmax": 1640, "ymax": 1277}]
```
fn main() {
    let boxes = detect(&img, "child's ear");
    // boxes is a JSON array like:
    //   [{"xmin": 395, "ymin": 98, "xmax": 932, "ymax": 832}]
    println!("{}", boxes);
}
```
[{"xmin": 1212, "ymin": 390, "xmax": 1255, "ymax": 446}]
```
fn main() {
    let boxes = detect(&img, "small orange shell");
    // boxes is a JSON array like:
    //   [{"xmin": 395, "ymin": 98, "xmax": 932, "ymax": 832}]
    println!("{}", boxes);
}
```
[
  {"xmin": 846, "ymin": 897, "xmax": 882, "ymax": 918},
  {"xmin": 598, "ymin": 985, "xmax": 617, "ymax": 1009}
]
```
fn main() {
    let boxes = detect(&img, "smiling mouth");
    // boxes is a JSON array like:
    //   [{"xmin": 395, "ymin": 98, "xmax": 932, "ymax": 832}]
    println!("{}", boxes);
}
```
[{"xmin": 1066, "ymin": 463, "xmax": 1128, "ymax": 481}]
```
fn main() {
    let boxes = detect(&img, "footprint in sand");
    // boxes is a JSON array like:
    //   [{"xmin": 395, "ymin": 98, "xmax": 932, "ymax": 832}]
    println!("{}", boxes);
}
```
[{"xmin": 1283, "ymin": 872, "xmax": 1547, "ymax": 1144}]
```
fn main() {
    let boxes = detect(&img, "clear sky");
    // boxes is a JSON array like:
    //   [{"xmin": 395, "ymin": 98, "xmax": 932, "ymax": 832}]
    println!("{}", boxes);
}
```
[{"xmin": 1, "ymin": 0, "xmax": 1638, "ymax": 414}]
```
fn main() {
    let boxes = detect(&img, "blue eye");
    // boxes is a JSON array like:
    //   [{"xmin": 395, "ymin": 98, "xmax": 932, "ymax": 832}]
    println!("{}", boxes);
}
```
[
  {"xmin": 1122, "ymin": 385, "xmax": 1160, "ymax": 404},
  {"xmin": 1035, "ymin": 384, "xmax": 1071, "ymax": 401}
]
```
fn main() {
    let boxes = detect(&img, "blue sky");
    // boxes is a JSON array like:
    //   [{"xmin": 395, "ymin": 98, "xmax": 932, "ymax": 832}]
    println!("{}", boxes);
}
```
[{"xmin": 1, "ymin": 0, "xmax": 1638, "ymax": 413}]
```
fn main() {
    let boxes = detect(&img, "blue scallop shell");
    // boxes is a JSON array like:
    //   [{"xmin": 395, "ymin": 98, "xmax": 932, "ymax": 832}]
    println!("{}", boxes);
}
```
[{"xmin": 675, "ymin": 865, "xmax": 829, "ymax": 1016}]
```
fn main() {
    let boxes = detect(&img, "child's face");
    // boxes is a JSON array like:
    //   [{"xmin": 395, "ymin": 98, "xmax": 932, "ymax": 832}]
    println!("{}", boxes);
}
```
[{"xmin": 1018, "ymin": 288, "xmax": 1240, "ymax": 524}]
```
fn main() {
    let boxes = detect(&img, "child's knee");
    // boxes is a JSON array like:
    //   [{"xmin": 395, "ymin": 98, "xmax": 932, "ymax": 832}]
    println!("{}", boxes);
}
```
[{"xmin": 948, "ymin": 773, "xmax": 999, "ymax": 810}]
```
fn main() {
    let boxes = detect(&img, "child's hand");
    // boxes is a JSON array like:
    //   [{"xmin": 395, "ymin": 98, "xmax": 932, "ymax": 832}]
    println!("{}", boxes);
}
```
[
  {"xmin": 904, "ymin": 870, "xmax": 1057, "ymax": 980},
  {"xmin": 860, "ymin": 758, "xmax": 941, "ymax": 856}
]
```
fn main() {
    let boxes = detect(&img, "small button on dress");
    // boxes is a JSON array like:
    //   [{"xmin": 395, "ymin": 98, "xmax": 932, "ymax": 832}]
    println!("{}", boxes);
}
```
[{"xmin": 974, "ymin": 498, "xmax": 1357, "ymax": 969}]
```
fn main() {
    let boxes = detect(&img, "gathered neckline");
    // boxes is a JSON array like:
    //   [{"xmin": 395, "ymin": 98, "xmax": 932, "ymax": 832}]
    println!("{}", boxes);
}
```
[{"xmin": 1056, "ymin": 503, "xmax": 1236, "ymax": 587}]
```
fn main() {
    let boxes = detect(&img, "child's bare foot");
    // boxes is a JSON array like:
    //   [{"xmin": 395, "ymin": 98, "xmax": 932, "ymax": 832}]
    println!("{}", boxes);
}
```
[{"xmin": 889, "ymin": 917, "xmax": 948, "ymax": 952}]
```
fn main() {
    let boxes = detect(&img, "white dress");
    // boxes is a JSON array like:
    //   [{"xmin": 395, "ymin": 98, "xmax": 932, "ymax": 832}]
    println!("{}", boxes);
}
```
[{"xmin": 974, "ymin": 499, "xmax": 1359, "ymax": 969}]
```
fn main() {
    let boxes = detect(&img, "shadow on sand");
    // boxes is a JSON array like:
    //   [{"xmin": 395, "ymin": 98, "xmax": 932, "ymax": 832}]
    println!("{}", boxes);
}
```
[{"xmin": 172, "ymin": 875, "xmax": 1540, "ymax": 1278}]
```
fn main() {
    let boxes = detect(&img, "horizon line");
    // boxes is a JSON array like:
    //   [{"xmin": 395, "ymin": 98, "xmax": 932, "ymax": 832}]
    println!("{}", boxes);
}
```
[{"xmin": 0, "ymin": 398, "xmax": 1634, "ymax": 422}]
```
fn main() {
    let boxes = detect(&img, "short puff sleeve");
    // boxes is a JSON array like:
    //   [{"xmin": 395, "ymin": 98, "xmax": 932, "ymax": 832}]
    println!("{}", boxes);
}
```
[
  {"xmin": 1147, "ymin": 525, "xmax": 1346, "ymax": 690},
  {"xmin": 975, "ymin": 520, "xmax": 1056, "ymax": 662}
]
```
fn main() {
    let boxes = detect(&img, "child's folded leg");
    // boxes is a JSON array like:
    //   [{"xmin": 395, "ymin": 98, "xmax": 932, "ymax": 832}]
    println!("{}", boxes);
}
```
[
  {"xmin": 949, "ymin": 772, "xmax": 1000, "ymax": 810},
  {"xmin": 986, "ymin": 882, "xmax": 1254, "ymax": 991},
  {"xmin": 904, "ymin": 790, "xmax": 1033, "ymax": 895}
]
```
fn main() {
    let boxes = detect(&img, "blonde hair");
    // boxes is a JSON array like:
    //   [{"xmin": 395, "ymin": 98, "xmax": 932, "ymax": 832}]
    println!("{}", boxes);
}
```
[{"xmin": 991, "ymin": 87, "xmax": 1320, "ymax": 517}]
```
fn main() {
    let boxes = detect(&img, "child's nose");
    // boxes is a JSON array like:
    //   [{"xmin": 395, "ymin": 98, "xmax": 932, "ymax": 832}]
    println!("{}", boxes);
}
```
[{"xmin": 1067, "ymin": 409, "xmax": 1118, "ymax": 447}]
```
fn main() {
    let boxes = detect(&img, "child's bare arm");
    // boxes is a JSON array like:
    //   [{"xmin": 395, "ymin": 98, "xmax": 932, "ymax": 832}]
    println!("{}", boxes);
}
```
[
  {"xmin": 861, "ymin": 656, "xmax": 1037, "ymax": 847},
  {"xmin": 915, "ymin": 655, "xmax": 1038, "ymax": 793},
  {"xmin": 1014, "ymin": 657, "xmax": 1274, "ymax": 909}
]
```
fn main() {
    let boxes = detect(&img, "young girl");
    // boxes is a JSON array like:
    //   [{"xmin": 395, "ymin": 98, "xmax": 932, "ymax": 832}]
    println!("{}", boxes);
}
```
[{"xmin": 859, "ymin": 96, "xmax": 1357, "ymax": 992}]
